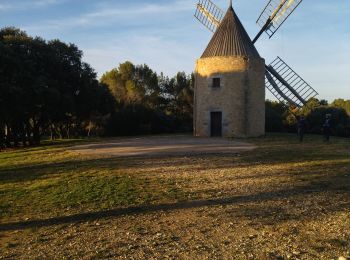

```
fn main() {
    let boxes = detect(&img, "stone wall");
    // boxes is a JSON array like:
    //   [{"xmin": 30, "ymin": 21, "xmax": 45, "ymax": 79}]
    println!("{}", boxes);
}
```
[{"xmin": 194, "ymin": 56, "xmax": 265, "ymax": 138}]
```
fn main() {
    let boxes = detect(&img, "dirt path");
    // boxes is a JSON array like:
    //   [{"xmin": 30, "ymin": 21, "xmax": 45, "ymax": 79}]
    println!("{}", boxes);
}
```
[{"xmin": 69, "ymin": 135, "xmax": 256, "ymax": 157}]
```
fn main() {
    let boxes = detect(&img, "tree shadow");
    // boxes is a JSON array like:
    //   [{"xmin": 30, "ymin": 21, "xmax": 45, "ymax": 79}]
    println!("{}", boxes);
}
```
[
  {"xmin": 1, "ymin": 173, "xmax": 349, "ymax": 232},
  {"xmin": 1, "ymin": 137, "xmax": 349, "ymax": 233},
  {"xmin": 1, "ymin": 149, "xmax": 349, "ymax": 185}
]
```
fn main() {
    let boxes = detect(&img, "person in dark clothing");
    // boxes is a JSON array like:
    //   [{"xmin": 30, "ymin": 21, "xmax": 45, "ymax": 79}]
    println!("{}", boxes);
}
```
[
  {"xmin": 297, "ymin": 116, "xmax": 306, "ymax": 142},
  {"xmin": 323, "ymin": 114, "xmax": 331, "ymax": 142}
]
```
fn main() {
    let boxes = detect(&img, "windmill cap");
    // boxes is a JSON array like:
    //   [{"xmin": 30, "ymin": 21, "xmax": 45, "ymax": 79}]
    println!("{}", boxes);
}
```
[{"xmin": 201, "ymin": 6, "xmax": 260, "ymax": 58}]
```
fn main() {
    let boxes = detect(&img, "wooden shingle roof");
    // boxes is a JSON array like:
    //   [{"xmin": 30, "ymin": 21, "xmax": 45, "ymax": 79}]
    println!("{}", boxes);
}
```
[{"xmin": 201, "ymin": 6, "xmax": 260, "ymax": 58}]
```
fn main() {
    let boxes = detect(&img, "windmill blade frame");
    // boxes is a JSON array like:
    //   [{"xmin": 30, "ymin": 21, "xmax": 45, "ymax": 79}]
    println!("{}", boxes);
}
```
[
  {"xmin": 193, "ymin": 0, "xmax": 318, "ymax": 109},
  {"xmin": 265, "ymin": 70, "xmax": 300, "ymax": 108},
  {"xmin": 253, "ymin": 0, "xmax": 303, "ymax": 43},
  {"xmin": 194, "ymin": 0, "xmax": 224, "ymax": 33},
  {"xmin": 265, "ymin": 57, "xmax": 318, "ymax": 107}
]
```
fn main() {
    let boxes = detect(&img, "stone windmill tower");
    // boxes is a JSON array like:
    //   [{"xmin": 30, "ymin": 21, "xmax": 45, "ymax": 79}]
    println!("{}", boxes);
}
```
[
  {"xmin": 193, "ymin": 0, "xmax": 318, "ymax": 138},
  {"xmin": 194, "ymin": 1, "xmax": 265, "ymax": 138}
]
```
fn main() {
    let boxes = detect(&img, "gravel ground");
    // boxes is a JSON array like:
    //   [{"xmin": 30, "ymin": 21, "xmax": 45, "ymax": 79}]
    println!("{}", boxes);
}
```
[
  {"xmin": 1, "ymin": 135, "xmax": 349, "ymax": 259},
  {"xmin": 1, "ymin": 196, "xmax": 349, "ymax": 259},
  {"xmin": 68, "ymin": 135, "xmax": 256, "ymax": 157}
]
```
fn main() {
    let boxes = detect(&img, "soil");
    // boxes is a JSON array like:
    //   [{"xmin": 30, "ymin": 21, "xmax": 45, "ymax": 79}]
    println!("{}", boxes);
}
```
[
  {"xmin": 68, "ymin": 135, "xmax": 256, "ymax": 157},
  {"xmin": 1, "ymin": 135, "xmax": 349, "ymax": 259}
]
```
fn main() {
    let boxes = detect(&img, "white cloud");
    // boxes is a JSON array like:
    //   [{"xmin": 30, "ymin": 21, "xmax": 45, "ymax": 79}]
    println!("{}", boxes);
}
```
[
  {"xmin": 82, "ymin": 33, "xmax": 201, "ymax": 78},
  {"xmin": 34, "ymin": 0, "xmax": 59, "ymax": 7},
  {"xmin": 6, "ymin": 0, "xmax": 350, "ymax": 100},
  {"xmin": 24, "ymin": 0, "xmax": 194, "ymax": 32},
  {"xmin": 0, "ymin": 3, "xmax": 10, "ymax": 10},
  {"xmin": 87, "ymin": 1, "xmax": 193, "ymax": 18},
  {"xmin": 0, "ymin": 0, "xmax": 62, "ymax": 11}
]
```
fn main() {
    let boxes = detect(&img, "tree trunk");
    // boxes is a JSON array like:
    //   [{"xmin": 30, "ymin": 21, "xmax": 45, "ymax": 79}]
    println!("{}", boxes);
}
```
[
  {"xmin": 26, "ymin": 124, "xmax": 34, "ymax": 146},
  {"xmin": 13, "ymin": 125, "xmax": 19, "ymax": 147},
  {"xmin": 21, "ymin": 129, "xmax": 27, "ymax": 147},
  {"xmin": 66, "ymin": 124, "xmax": 70, "ymax": 139},
  {"xmin": 0, "ymin": 125, "xmax": 5, "ymax": 150},
  {"xmin": 33, "ymin": 122, "xmax": 41, "ymax": 145},
  {"xmin": 58, "ymin": 125, "xmax": 64, "ymax": 139},
  {"xmin": 87, "ymin": 121, "xmax": 92, "ymax": 137},
  {"xmin": 5, "ymin": 125, "xmax": 12, "ymax": 148},
  {"xmin": 50, "ymin": 124, "xmax": 55, "ymax": 141}
]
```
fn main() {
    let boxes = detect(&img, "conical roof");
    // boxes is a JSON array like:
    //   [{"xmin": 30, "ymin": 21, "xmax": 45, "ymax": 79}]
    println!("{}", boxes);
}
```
[{"xmin": 201, "ymin": 6, "xmax": 260, "ymax": 58}]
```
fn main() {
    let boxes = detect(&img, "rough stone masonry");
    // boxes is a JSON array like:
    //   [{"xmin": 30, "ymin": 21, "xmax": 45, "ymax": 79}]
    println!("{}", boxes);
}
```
[{"xmin": 194, "ymin": 4, "xmax": 265, "ymax": 138}]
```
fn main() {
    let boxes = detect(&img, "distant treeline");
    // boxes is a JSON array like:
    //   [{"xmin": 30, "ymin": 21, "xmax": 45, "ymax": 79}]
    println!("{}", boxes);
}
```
[
  {"xmin": 1, "ymin": 27, "xmax": 349, "ymax": 148},
  {"xmin": 100, "ymin": 62, "xmax": 194, "ymax": 136},
  {"xmin": 0, "ymin": 27, "xmax": 193, "ymax": 148},
  {"xmin": 266, "ymin": 98, "xmax": 350, "ymax": 137},
  {"xmin": 0, "ymin": 27, "xmax": 115, "ymax": 147}
]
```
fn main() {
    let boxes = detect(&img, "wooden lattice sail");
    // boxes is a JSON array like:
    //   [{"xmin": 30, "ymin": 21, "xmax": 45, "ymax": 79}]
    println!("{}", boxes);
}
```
[{"xmin": 193, "ymin": 0, "xmax": 318, "ymax": 109}]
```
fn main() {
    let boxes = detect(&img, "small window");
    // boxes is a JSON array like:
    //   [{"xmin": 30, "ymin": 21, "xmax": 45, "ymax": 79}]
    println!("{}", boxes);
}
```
[{"xmin": 212, "ymin": 78, "xmax": 221, "ymax": 88}]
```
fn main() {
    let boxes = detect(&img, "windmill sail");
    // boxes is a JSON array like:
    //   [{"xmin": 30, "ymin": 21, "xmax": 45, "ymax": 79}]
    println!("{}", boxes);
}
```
[
  {"xmin": 265, "ymin": 57, "xmax": 318, "ymax": 107},
  {"xmin": 273, "ymin": 0, "xmax": 297, "ymax": 24},
  {"xmin": 254, "ymin": 0, "xmax": 303, "ymax": 42},
  {"xmin": 265, "ymin": 70, "xmax": 299, "ymax": 107},
  {"xmin": 193, "ymin": 1, "xmax": 318, "ymax": 108},
  {"xmin": 194, "ymin": 0, "xmax": 224, "ymax": 32}
]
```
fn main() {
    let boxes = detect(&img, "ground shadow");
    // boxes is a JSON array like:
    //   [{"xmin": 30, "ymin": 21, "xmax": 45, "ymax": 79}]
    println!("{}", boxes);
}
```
[{"xmin": 1, "ymin": 177, "xmax": 349, "ymax": 232}]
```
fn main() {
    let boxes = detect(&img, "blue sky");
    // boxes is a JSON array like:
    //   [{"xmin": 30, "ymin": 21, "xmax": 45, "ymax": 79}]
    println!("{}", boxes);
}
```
[{"xmin": 1, "ymin": 0, "xmax": 349, "ymax": 101}]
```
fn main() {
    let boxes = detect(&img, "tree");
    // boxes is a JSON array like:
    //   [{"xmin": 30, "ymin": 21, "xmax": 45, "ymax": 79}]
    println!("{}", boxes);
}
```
[
  {"xmin": 265, "ymin": 100, "xmax": 287, "ymax": 132},
  {"xmin": 101, "ymin": 62, "xmax": 194, "ymax": 135},
  {"xmin": 332, "ymin": 99, "xmax": 350, "ymax": 116},
  {"xmin": 0, "ymin": 27, "xmax": 115, "ymax": 146},
  {"xmin": 160, "ymin": 72, "xmax": 194, "ymax": 129}
]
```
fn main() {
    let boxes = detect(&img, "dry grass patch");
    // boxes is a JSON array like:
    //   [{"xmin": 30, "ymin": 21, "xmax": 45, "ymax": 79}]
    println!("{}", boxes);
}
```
[{"xmin": 0, "ymin": 134, "xmax": 349, "ymax": 259}]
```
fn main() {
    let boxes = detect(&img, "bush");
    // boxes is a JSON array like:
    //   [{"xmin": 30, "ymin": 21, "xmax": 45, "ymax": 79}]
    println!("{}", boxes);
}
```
[{"xmin": 264, "ymin": 99, "xmax": 350, "ymax": 138}]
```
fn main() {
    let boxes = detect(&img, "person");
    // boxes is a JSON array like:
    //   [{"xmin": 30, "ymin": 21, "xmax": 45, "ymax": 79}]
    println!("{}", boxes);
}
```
[
  {"xmin": 323, "ymin": 114, "xmax": 331, "ymax": 142},
  {"xmin": 297, "ymin": 116, "xmax": 306, "ymax": 142}
]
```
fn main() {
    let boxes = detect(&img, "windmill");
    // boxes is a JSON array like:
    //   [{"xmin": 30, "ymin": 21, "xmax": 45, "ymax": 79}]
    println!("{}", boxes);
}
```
[
  {"xmin": 193, "ymin": 0, "xmax": 318, "ymax": 138},
  {"xmin": 194, "ymin": 0, "xmax": 318, "ymax": 109}
]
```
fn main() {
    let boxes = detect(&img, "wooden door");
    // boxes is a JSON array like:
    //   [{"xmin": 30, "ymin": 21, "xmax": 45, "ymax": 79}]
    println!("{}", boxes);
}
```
[{"xmin": 210, "ymin": 112, "xmax": 222, "ymax": 137}]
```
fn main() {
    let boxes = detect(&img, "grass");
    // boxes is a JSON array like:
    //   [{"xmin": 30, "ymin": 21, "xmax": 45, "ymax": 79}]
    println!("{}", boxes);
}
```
[
  {"xmin": 0, "ymin": 133, "xmax": 349, "ymax": 258},
  {"xmin": 0, "ymin": 139, "xmax": 193, "ymax": 222},
  {"xmin": 0, "ymin": 134, "xmax": 349, "ymax": 222}
]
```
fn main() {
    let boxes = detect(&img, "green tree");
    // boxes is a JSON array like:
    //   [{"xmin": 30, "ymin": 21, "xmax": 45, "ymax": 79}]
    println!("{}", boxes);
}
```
[
  {"xmin": 332, "ymin": 99, "xmax": 350, "ymax": 116},
  {"xmin": 0, "ymin": 27, "xmax": 115, "ymax": 146},
  {"xmin": 265, "ymin": 100, "xmax": 287, "ymax": 132},
  {"xmin": 161, "ymin": 72, "xmax": 194, "ymax": 127},
  {"xmin": 101, "ymin": 62, "xmax": 194, "ymax": 134}
]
